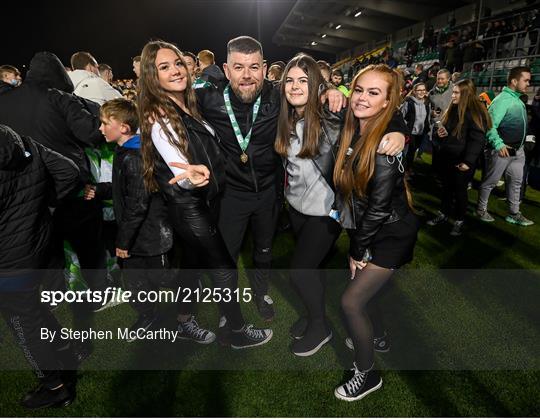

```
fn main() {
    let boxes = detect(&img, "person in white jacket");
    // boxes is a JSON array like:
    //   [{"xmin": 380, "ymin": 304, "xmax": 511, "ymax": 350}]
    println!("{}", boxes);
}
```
[{"xmin": 69, "ymin": 51, "xmax": 122, "ymax": 105}]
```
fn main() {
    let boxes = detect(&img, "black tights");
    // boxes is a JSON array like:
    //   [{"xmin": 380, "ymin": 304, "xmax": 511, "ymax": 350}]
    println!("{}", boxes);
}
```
[{"xmin": 341, "ymin": 264, "xmax": 394, "ymax": 370}]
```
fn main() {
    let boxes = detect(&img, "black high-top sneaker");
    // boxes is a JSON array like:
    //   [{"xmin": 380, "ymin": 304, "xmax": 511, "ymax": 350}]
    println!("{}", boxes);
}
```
[
  {"xmin": 334, "ymin": 363, "xmax": 382, "ymax": 401},
  {"xmin": 177, "ymin": 315, "xmax": 216, "ymax": 344},
  {"xmin": 230, "ymin": 324, "xmax": 273, "ymax": 349}
]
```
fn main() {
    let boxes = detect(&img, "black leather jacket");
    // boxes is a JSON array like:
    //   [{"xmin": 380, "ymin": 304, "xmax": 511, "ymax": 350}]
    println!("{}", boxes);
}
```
[
  {"xmin": 153, "ymin": 107, "xmax": 227, "ymax": 206},
  {"xmin": 112, "ymin": 145, "xmax": 173, "ymax": 257},
  {"xmin": 311, "ymin": 109, "xmax": 408, "ymax": 195},
  {"xmin": 345, "ymin": 153, "xmax": 411, "ymax": 261},
  {"xmin": 196, "ymin": 79, "xmax": 281, "ymax": 193}
]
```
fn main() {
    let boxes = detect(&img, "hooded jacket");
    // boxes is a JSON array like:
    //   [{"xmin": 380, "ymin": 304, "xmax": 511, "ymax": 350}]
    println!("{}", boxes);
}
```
[
  {"xmin": 68, "ymin": 69, "xmax": 122, "ymax": 105},
  {"xmin": 0, "ymin": 52, "xmax": 103, "ymax": 184},
  {"xmin": 0, "ymin": 125, "xmax": 79, "ymax": 274}
]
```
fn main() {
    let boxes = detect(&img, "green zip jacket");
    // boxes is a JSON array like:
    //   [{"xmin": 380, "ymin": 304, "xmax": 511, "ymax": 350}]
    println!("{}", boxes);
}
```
[{"xmin": 486, "ymin": 86, "xmax": 527, "ymax": 151}]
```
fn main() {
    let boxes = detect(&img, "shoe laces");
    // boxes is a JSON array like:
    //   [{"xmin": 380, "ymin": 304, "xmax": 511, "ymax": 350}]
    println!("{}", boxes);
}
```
[
  {"xmin": 182, "ymin": 317, "xmax": 208, "ymax": 340},
  {"xmin": 345, "ymin": 366, "xmax": 367, "ymax": 395},
  {"xmin": 244, "ymin": 324, "xmax": 266, "ymax": 340}
]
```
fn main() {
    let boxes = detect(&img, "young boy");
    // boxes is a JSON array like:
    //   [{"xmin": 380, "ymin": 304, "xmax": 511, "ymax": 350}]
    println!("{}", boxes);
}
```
[{"xmin": 96, "ymin": 98, "xmax": 173, "ymax": 337}]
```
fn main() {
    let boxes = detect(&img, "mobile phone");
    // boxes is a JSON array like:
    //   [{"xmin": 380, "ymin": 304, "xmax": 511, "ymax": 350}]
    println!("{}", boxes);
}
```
[{"xmin": 507, "ymin": 147, "xmax": 516, "ymax": 157}]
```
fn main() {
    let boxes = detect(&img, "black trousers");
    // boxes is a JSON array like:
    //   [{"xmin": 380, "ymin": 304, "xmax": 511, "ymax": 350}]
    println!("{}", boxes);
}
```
[
  {"xmin": 288, "ymin": 207, "xmax": 342, "ymax": 328},
  {"xmin": 441, "ymin": 162, "xmax": 474, "ymax": 221},
  {"xmin": 51, "ymin": 199, "xmax": 107, "ymax": 294},
  {"xmin": 121, "ymin": 254, "xmax": 169, "ymax": 318},
  {"xmin": 218, "ymin": 186, "xmax": 279, "ymax": 297},
  {"xmin": 168, "ymin": 200, "xmax": 244, "ymax": 330},
  {"xmin": 406, "ymin": 134, "xmax": 424, "ymax": 170},
  {"xmin": 0, "ymin": 284, "xmax": 77, "ymax": 390}
]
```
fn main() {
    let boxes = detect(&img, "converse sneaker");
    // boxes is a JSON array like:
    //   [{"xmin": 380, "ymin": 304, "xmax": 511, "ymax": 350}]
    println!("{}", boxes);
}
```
[
  {"xmin": 230, "ymin": 324, "xmax": 272, "ymax": 349},
  {"xmin": 505, "ymin": 212, "xmax": 534, "ymax": 226},
  {"xmin": 476, "ymin": 209, "xmax": 495, "ymax": 222},
  {"xmin": 426, "ymin": 211, "xmax": 448, "ymax": 226},
  {"xmin": 345, "ymin": 332, "xmax": 390, "ymax": 353},
  {"xmin": 291, "ymin": 328, "xmax": 332, "ymax": 357},
  {"xmin": 20, "ymin": 384, "xmax": 75, "ymax": 409},
  {"xmin": 450, "ymin": 220, "xmax": 465, "ymax": 236},
  {"xmin": 289, "ymin": 317, "xmax": 308, "ymax": 340},
  {"xmin": 334, "ymin": 363, "xmax": 382, "ymax": 402},
  {"xmin": 255, "ymin": 294, "xmax": 275, "ymax": 322},
  {"xmin": 126, "ymin": 314, "xmax": 158, "ymax": 343},
  {"xmin": 177, "ymin": 316, "xmax": 216, "ymax": 344}
]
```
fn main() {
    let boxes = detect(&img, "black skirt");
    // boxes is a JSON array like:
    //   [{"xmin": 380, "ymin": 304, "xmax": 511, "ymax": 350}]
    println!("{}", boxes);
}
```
[{"xmin": 370, "ymin": 212, "xmax": 420, "ymax": 269}]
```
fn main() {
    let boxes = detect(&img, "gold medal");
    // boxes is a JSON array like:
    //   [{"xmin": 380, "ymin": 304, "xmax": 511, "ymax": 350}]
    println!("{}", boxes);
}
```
[{"xmin": 240, "ymin": 152, "xmax": 248, "ymax": 164}]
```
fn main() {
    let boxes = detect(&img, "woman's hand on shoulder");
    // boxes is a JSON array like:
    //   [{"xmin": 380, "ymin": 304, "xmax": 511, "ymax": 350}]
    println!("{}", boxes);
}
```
[{"xmin": 377, "ymin": 132, "xmax": 405, "ymax": 156}]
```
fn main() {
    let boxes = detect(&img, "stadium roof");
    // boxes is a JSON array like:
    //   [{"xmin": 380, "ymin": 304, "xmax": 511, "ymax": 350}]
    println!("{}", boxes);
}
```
[{"xmin": 273, "ymin": 0, "xmax": 475, "ymax": 56}]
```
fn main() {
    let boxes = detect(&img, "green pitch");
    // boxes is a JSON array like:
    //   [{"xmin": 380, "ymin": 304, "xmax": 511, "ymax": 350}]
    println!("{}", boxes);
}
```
[{"xmin": 1, "ymin": 158, "xmax": 539, "ymax": 417}]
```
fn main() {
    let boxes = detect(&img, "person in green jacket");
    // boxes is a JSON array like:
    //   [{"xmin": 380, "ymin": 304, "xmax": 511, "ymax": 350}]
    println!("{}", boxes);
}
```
[{"xmin": 477, "ymin": 66, "xmax": 534, "ymax": 226}]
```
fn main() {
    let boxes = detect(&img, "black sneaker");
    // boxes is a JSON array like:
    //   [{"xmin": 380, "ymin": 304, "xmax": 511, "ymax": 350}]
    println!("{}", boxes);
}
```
[
  {"xmin": 126, "ymin": 314, "xmax": 158, "ymax": 343},
  {"xmin": 426, "ymin": 211, "xmax": 448, "ymax": 226},
  {"xmin": 20, "ymin": 384, "xmax": 75, "ymax": 409},
  {"xmin": 177, "ymin": 315, "xmax": 216, "ymax": 344},
  {"xmin": 345, "ymin": 332, "xmax": 391, "ymax": 353},
  {"xmin": 334, "ymin": 364, "xmax": 382, "ymax": 401},
  {"xmin": 230, "ymin": 324, "xmax": 273, "ymax": 349},
  {"xmin": 254, "ymin": 294, "xmax": 275, "ymax": 322},
  {"xmin": 291, "ymin": 327, "xmax": 332, "ymax": 357},
  {"xmin": 289, "ymin": 317, "xmax": 308, "ymax": 340},
  {"xmin": 450, "ymin": 220, "xmax": 464, "ymax": 236}
]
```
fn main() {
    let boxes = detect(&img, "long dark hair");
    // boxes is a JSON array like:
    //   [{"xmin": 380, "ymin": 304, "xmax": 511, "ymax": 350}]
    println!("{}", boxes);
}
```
[
  {"xmin": 441, "ymin": 79, "xmax": 492, "ymax": 140},
  {"xmin": 275, "ymin": 53, "xmax": 324, "ymax": 159},
  {"xmin": 333, "ymin": 64, "xmax": 403, "ymax": 201},
  {"xmin": 138, "ymin": 40, "xmax": 202, "ymax": 191}
]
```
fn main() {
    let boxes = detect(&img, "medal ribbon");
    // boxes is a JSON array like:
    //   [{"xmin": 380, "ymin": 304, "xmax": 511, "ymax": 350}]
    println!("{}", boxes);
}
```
[{"xmin": 223, "ymin": 84, "xmax": 261, "ymax": 153}]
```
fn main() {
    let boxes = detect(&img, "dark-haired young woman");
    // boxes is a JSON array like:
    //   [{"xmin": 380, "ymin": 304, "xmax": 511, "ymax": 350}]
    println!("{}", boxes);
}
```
[
  {"xmin": 275, "ymin": 54, "xmax": 407, "ymax": 358},
  {"xmin": 427, "ymin": 79, "xmax": 490, "ymax": 235},
  {"xmin": 138, "ymin": 40, "xmax": 272, "ymax": 349},
  {"xmin": 333, "ymin": 64, "xmax": 419, "ymax": 401}
]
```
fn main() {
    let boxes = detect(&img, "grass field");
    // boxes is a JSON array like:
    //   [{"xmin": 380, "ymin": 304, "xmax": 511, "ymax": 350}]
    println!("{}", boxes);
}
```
[{"xmin": 1, "ymin": 158, "xmax": 539, "ymax": 417}]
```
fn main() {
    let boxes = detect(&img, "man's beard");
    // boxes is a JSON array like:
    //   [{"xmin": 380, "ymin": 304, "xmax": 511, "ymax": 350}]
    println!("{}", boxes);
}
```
[{"xmin": 231, "ymin": 81, "xmax": 263, "ymax": 104}]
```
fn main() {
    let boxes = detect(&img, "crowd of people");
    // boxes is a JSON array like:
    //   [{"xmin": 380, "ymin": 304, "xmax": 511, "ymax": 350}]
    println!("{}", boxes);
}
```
[{"xmin": 0, "ymin": 32, "xmax": 539, "ymax": 410}]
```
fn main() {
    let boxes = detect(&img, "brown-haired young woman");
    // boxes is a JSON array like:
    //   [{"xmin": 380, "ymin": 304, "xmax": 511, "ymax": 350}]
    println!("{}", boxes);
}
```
[
  {"xmin": 138, "ymin": 40, "xmax": 272, "ymax": 349},
  {"xmin": 333, "ymin": 64, "xmax": 419, "ymax": 401},
  {"xmin": 427, "ymin": 78, "xmax": 491, "ymax": 235},
  {"xmin": 275, "ymin": 55, "xmax": 408, "ymax": 358}
]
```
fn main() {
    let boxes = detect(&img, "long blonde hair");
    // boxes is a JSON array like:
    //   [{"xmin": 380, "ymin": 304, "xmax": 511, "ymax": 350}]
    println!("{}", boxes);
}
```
[
  {"xmin": 138, "ymin": 40, "xmax": 202, "ymax": 191},
  {"xmin": 333, "ymin": 64, "xmax": 403, "ymax": 201}
]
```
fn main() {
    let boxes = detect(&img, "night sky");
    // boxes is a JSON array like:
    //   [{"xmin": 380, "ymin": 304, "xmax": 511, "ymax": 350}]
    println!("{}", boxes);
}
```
[{"xmin": 2, "ymin": 0, "xmax": 334, "ymax": 79}]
